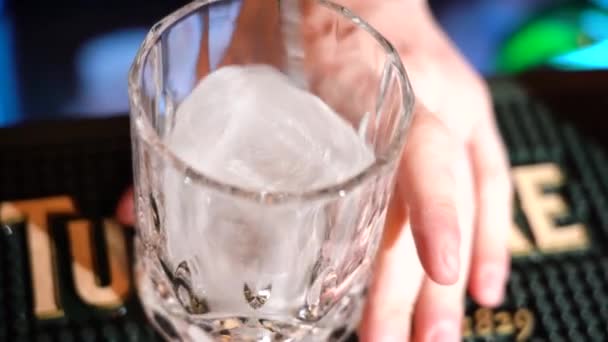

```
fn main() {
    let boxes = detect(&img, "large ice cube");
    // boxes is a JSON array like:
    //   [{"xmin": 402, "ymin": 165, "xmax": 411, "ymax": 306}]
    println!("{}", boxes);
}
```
[
  {"xmin": 160, "ymin": 64, "xmax": 375, "ymax": 313},
  {"xmin": 167, "ymin": 64, "xmax": 374, "ymax": 192}
]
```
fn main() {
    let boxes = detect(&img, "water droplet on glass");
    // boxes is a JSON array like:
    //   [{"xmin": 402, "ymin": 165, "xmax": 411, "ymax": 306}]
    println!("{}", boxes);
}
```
[
  {"xmin": 174, "ymin": 261, "xmax": 209, "ymax": 314},
  {"xmin": 243, "ymin": 283, "xmax": 272, "ymax": 310}
]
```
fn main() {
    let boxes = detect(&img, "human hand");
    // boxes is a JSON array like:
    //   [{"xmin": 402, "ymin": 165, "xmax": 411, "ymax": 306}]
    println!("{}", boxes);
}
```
[
  {"xmin": 319, "ymin": 1, "xmax": 513, "ymax": 341},
  {"xmin": 117, "ymin": 1, "xmax": 513, "ymax": 341}
]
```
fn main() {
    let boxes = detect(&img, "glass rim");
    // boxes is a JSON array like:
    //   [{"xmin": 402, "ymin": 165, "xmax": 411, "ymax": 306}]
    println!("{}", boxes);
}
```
[{"xmin": 128, "ymin": 0, "xmax": 415, "ymax": 204}]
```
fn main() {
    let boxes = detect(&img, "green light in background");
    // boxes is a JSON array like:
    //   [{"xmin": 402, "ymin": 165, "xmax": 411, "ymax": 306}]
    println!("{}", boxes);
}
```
[
  {"xmin": 496, "ymin": 4, "xmax": 608, "ymax": 74},
  {"xmin": 498, "ymin": 16, "xmax": 589, "ymax": 73}
]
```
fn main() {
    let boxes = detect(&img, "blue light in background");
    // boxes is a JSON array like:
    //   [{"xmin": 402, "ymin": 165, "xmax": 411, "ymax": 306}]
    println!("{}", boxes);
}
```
[
  {"xmin": 0, "ymin": 12, "xmax": 21, "ymax": 127},
  {"xmin": 64, "ymin": 28, "xmax": 147, "ymax": 116},
  {"xmin": 581, "ymin": 9, "xmax": 608, "ymax": 40},
  {"xmin": 549, "ymin": 7, "xmax": 608, "ymax": 71},
  {"xmin": 436, "ymin": 0, "xmax": 553, "ymax": 75},
  {"xmin": 66, "ymin": 2, "xmax": 244, "ymax": 116},
  {"xmin": 591, "ymin": 0, "xmax": 608, "ymax": 10},
  {"xmin": 551, "ymin": 39, "xmax": 608, "ymax": 70}
]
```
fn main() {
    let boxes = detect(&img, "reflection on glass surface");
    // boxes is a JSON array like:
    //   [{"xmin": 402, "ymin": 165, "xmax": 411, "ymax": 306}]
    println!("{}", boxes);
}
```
[{"xmin": 63, "ymin": 1, "xmax": 245, "ymax": 116}]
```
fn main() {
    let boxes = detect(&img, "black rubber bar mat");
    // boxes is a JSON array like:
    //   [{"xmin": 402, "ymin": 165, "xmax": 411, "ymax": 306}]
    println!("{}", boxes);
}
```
[{"xmin": 1, "ymin": 74, "xmax": 607, "ymax": 341}]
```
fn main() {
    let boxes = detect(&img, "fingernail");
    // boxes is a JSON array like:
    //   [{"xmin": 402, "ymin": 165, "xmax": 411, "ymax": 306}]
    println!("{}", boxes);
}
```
[
  {"xmin": 442, "ymin": 240, "xmax": 459, "ymax": 281},
  {"xmin": 427, "ymin": 320, "xmax": 459, "ymax": 342},
  {"xmin": 480, "ymin": 264, "xmax": 506, "ymax": 305}
]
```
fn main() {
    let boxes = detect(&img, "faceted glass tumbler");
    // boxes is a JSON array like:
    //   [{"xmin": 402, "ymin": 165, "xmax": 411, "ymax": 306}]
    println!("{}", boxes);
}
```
[{"xmin": 128, "ymin": 0, "xmax": 414, "ymax": 341}]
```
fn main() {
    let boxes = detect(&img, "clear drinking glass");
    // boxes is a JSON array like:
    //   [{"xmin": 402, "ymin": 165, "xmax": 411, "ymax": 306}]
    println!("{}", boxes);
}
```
[{"xmin": 128, "ymin": 0, "xmax": 414, "ymax": 341}]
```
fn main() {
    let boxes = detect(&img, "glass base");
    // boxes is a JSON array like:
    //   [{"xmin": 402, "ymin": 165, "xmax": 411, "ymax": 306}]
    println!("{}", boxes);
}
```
[{"xmin": 134, "ymin": 239, "xmax": 364, "ymax": 342}]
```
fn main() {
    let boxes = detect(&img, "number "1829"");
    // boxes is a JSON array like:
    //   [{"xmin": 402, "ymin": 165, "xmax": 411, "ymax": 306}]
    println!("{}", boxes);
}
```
[{"xmin": 463, "ymin": 308, "xmax": 535, "ymax": 341}]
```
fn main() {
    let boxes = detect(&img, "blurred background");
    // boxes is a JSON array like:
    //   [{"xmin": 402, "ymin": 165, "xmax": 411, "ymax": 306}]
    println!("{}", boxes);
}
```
[{"xmin": 0, "ymin": 0, "xmax": 606, "ymax": 127}]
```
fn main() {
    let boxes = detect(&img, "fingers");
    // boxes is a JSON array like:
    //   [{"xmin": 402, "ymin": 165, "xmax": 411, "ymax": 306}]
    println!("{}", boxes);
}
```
[
  {"xmin": 196, "ymin": 0, "xmax": 285, "ymax": 79},
  {"xmin": 116, "ymin": 187, "xmax": 135, "ymax": 227},
  {"xmin": 299, "ymin": 0, "xmax": 383, "ymax": 125},
  {"xmin": 413, "ymin": 275, "xmax": 467, "ymax": 342},
  {"xmin": 412, "ymin": 143, "xmax": 476, "ymax": 342},
  {"xmin": 468, "ymin": 111, "xmax": 513, "ymax": 307},
  {"xmin": 359, "ymin": 187, "xmax": 425, "ymax": 342},
  {"xmin": 400, "ymin": 105, "xmax": 461, "ymax": 285},
  {"xmin": 412, "ymin": 275, "xmax": 467, "ymax": 342}
]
